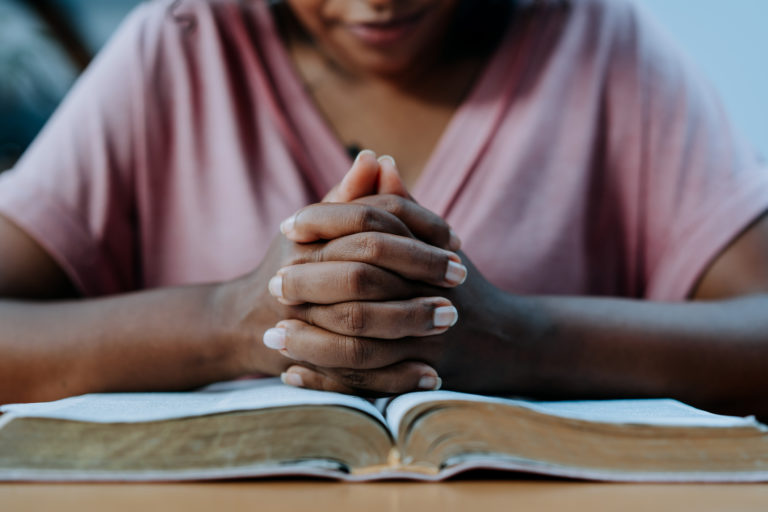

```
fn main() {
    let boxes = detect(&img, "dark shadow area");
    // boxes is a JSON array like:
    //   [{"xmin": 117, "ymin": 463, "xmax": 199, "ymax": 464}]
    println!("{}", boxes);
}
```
[{"xmin": 0, "ymin": 0, "xmax": 139, "ymax": 171}]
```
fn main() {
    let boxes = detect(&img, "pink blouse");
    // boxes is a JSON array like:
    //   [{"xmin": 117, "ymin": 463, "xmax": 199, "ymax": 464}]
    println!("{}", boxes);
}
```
[{"xmin": 0, "ymin": 0, "xmax": 766, "ymax": 300}]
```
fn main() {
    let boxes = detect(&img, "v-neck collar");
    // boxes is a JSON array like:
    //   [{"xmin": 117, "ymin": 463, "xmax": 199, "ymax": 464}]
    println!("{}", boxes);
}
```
[{"xmin": 254, "ymin": 1, "xmax": 523, "ymax": 216}]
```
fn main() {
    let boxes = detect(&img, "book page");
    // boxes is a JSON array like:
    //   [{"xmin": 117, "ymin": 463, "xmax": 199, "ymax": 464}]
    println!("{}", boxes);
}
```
[
  {"xmin": 0, "ymin": 378, "xmax": 384, "ymax": 425},
  {"xmin": 385, "ymin": 391, "xmax": 764, "ymax": 439}
]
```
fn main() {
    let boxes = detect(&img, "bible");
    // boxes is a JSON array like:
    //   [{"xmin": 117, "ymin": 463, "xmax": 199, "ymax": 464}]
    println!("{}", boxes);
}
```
[{"xmin": 1, "ymin": 378, "xmax": 768, "ymax": 482}]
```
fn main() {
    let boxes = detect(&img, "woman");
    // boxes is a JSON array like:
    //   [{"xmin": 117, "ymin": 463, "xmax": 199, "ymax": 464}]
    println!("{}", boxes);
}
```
[{"xmin": 0, "ymin": 0, "xmax": 767, "ymax": 418}]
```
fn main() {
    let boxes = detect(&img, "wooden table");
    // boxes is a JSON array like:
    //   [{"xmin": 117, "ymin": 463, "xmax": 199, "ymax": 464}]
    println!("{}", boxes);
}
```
[{"xmin": 4, "ymin": 479, "xmax": 768, "ymax": 511}]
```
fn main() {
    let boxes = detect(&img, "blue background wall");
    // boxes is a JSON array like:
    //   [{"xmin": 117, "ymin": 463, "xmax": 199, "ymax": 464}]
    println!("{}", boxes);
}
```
[{"xmin": 641, "ymin": 0, "xmax": 768, "ymax": 160}]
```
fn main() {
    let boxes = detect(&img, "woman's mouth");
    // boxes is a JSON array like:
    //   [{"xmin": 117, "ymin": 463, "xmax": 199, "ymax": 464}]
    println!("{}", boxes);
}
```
[{"xmin": 345, "ymin": 11, "xmax": 427, "ymax": 47}]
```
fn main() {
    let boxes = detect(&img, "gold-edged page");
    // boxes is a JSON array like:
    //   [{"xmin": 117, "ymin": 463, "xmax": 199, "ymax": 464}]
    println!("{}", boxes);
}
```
[
  {"xmin": 0, "ymin": 379, "xmax": 394, "ymax": 481},
  {"xmin": 385, "ymin": 392, "xmax": 768, "ymax": 481}
]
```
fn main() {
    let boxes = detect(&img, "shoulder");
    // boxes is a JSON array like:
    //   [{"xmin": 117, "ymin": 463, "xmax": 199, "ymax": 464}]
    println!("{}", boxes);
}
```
[
  {"xmin": 561, "ymin": 0, "xmax": 684, "ymax": 74},
  {"xmin": 499, "ymin": 0, "xmax": 653, "ymax": 78},
  {"xmin": 107, "ymin": 0, "xmax": 280, "ymax": 104},
  {"xmin": 158, "ymin": 0, "xmax": 266, "ymax": 27},
  {"xmin": 511, "ymin": 0, "xmax": 654, "ymax": 53},
  {"xmin": 124, "ymin": 0, "xmax": 257, "ymax": 29},
  {"xmin": 115, "ymin": 0, "xmax": 270, "ymax": 61},
  {"xmin": 513, "ymin": 0, "xmax": 693, "ymax": 96}
]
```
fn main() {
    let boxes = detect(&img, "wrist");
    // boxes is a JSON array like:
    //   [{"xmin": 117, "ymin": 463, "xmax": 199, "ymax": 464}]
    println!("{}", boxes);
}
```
[
  {"xmin": 208, "ymin": 273, "xmax": 287, "ymax": 378},
  {"xmin": 502, "ymin": 294, "xmax": 561, "ymax": 394},
  {"xmin": 464, "ymin": 290, "xmax": 557, "ymax": 395},
  {"xmin": 74, "ymin": 284, "xmax": 260, "ymax": 395}
]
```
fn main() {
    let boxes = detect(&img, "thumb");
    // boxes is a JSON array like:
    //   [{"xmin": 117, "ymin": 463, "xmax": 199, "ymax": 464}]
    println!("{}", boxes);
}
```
[
  {"xmin": 377, "ymin": 155, "xmax": 412, "ymax": 200},
  {"xmin": 323, "ymin": 150, "xmax": 380, "ymax": 202}
]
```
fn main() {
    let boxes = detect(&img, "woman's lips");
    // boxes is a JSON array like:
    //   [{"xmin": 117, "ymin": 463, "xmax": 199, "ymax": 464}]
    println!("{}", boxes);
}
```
[{"xmin": 345, "ymin": 12, "xmax": 426, "ymax": 47}]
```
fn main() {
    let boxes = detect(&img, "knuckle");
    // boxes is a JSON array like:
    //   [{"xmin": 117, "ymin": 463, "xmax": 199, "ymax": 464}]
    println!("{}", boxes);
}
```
[
  {"xmin": 380, "ymin": 195, "xmax": 406, "ymax": 218},
  {"xmin": 342, "ymin": 337, "xmax": 372, "ymax": 367},
  {"xmin": 345, "ymin": 262, "xmax": 370, "ymax": 296},
  {"xmin": 356, "ymin": 206, "xmax": 380, "ymax": 233},
  {"xmin": 404, "ymin": 302, "xmax": 424, "ymax": 326},
  {"xmin": 303, "ymin": 304, "xmax": 318, "ymax": 326},
  {"xmin": 285, "ymin": 253, "xmax": 303, "ymax": 266},
  {"xmin": 338, "ymin": 368, "xmax": 370, "ymax": 389},
  {"xmin": 304, "ymin": 244, "xmax": 326, "ymax": 265},
  {"xmin": 356, "ymin": 232, "xmax": 385, "ymax": 262},
  {"xmin": 368, "ymin": 197, "xmax": 408, "ymax": 234},
  {"xmin": 286, "ymin": 246, "xmax": 314, "ymax": 266},
  {"xmin": 340, "ymin": 302, "xmax": 368, "ymax": 336}
]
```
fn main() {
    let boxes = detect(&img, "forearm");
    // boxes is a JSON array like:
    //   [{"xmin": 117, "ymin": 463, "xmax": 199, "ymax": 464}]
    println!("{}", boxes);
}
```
[
  {"xmin": 0, "ymin": 281, "xmax": 278, "ymax": 405},
  {"xmin": 513, "ymin": 293, "xmax": 768, "ymax": 415}
]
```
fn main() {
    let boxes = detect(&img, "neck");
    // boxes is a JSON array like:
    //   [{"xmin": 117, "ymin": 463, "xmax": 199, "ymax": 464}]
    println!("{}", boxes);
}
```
[{"xmin": 273, "ymin": 1, "xmax": 512, "ymax": 92}]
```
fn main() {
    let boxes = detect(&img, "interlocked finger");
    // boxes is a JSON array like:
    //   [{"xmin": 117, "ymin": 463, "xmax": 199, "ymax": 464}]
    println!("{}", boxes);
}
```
[
  {"xmin": 264, "ymin": 319, "xmax": 409, "ymax": 369},
  {"xmin": 299, "ymin": 298, "xmax": 458, "ymax": 339},
  {"xmin": 287, "ymin": 232, "xmax": 465, "ymax": 287},
  {"xmin": 280, "ymin": 362, "xmax": 443, "ymax": 396},
  {"xmin": 353, "ymin": 194, "xmax": 461, "ymax": 251},
  {"xmin": 281, "ymin": 203, "xmax": 412, "ymax": 243},
  {"xmin": 269, "ymin": 262, "xmax": 416, "ymax": 305}
]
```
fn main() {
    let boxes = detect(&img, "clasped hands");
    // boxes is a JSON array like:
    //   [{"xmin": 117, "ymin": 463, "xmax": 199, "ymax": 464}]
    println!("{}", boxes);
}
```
[{"xmin": 241, "ymin": 151, "xmax": 516, "ymax": 396}]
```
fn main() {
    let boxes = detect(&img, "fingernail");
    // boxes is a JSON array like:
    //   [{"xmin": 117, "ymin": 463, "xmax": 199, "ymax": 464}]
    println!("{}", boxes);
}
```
[
  {"xmin": 418, "ymin": 374, "xmax": 442, "ymax": 391},
  {"xmin": 281, "ymin": 372, "xmax": 304, "ymax": 387},
  {"xmin": 280, "ymin": 215, "xmax": 295, "ymax": 235},
  {"xmin": 355, "ymin": 149, "xmax": 377, "ymax": 163},
  {"xmin": 378, "ymin": 155, "xmax": 396, "ymax": 167},
  {"xmin": 433, "ymin": 306, "xmax": 458, "ymax": 328},
  {"xmin": 263, "ymin": 328, "xmax": 287, "ymax": 350},
  {"xmin": 445, "ymin": 260, "xmax": 467, "ymax": 286},
  {"xmin": 449, "ymin": 229, "xmax": 462, "ymax": 251},
  {"xmin": 268, "ymin": 275, "xmax": 283, "ymax": 298}
]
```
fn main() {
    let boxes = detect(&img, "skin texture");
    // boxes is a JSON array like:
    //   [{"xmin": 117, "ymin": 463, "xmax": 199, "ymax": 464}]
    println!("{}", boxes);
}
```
[
  {"xmin": 0, "ymin": 154, "xmax": 457, "ymax": 403},
  {"xmin": 1, "ymin": 0, "xmax": 768, "ymax": 421},
  {"xmin": 263, "ymin": 0, "xmax": 768, "ymax": 415},
  {"xmin": 279, "ymin": 0, "xmax": 493, "ymax": 186},
  {"xmin": 284, "ymin": 0, "xmax": 461, "ymax": 78},
  {"xmin": 2, "ymin": 150, "xmax": 768, "ymax": 417},
  {"xmin": 269, "ymin": 158, "xmax": 768, "ymax": 419}
]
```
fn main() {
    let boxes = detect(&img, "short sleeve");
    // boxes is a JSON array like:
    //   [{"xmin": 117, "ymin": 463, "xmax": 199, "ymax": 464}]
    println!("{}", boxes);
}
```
[
  {"xmin": 604, "ymin": 0, "xmax": 768, "ymax": 301},
  {"xmin": 0, "ymin": 3, "xmax": 166, "ymax": 296}
]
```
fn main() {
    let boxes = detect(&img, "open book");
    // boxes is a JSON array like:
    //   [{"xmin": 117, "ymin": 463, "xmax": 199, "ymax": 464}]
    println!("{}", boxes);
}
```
[{"xmin": 1, "ymin": 378, "xmax": 768, "ymax": 482}]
